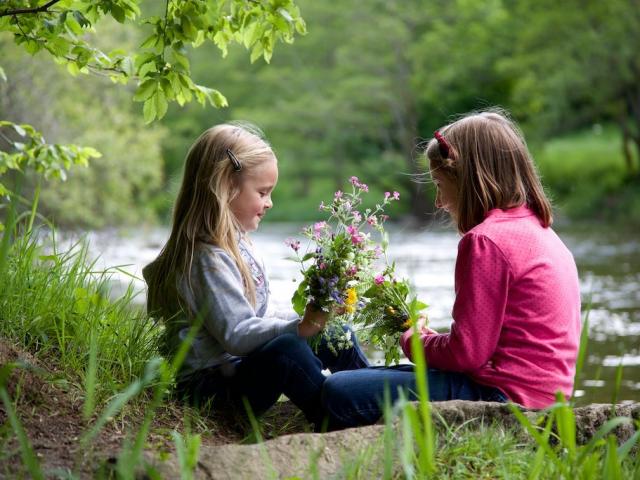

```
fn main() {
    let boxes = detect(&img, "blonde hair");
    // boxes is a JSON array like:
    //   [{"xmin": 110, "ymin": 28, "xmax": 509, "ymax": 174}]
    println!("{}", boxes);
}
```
[
  {"xmin": 144, "ymin": 122, "xmax": 275, "ymax": 321},
  {"xmin": 425, "ymin": 109, "xmax": 552, "ymax": 233}
]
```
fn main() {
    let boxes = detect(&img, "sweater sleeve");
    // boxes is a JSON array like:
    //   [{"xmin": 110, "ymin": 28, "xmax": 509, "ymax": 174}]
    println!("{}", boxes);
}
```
[
  {"xmin": 416, "ymin": 233, "xmax": 511, "ymax": 371},
  {"xmin": 185, "ymin": 248, "xmax": 300, "ymax": 356}
]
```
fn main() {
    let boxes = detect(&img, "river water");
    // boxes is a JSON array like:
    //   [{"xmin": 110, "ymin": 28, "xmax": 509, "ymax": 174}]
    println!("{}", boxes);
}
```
[{"xmin": 84, "ymin": 222, "xmax": 639, "ymax": 405}]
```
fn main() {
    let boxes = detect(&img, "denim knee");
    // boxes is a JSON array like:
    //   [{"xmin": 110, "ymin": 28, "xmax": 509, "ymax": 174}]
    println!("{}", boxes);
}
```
[
  {"xmin": 261, "ymin": 333, "xmax": 308, "ymax": 357},
  {"xmin": 321, "ymin": 373, "xmax": 354, "ymax": 419}
]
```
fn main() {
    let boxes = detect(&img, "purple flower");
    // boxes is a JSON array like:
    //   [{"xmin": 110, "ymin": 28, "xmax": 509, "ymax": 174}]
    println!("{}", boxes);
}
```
[
  {"xmin": 352, "ymin": 211, "xmax": 362, "ymax": 222},
  {"xmin": 319, "ymin": 201, "xmax": 325, "ymax": 210},
  {"xmin": 349, "ymin": 176, "xmax": 360, "ymax": 186},
  {"xmin": 334, "ymin": 190, "xmax": 343, "ymax": 199},
  {"xmin": 330, "ymin": 290, "xmax": 344, "ymax": 304},
  {"xmin": 374, "ymin": 274, "xmax": 385, "ymax": 285},
  {"xmin": 284, "ymin": 237, "xmax": 300, "ymax": 252}
]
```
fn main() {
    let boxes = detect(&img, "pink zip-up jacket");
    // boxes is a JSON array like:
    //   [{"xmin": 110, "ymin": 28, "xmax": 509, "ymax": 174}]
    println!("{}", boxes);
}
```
[{"xmin": 400, "ymin": 205, "xmax": 581, "ymax": 408}]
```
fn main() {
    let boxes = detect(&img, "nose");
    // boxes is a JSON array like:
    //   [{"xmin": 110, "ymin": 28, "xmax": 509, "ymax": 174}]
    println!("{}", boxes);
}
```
[{"xmin": 265, "ymin": 196, "xmax": 273, "ymax": 209}]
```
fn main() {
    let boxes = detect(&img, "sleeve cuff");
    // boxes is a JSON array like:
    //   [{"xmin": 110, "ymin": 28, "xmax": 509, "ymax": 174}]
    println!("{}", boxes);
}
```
[{"xmin": 400, "ymin": 328, "xmax": 414, "ymax": 360}]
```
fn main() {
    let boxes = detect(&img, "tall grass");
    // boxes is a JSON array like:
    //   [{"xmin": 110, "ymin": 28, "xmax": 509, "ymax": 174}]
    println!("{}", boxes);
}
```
[
  {"xmin": 0, "ymin": 229, "xmax": 162, "ymax": 406},
  {"xmin": 0, "ymin": 221, "xmax": 210, "ymax": 477}
]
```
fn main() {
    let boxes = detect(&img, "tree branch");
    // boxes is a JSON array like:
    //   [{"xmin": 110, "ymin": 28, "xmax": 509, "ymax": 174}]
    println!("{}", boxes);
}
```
[{"xmin": 0, "ymin": 0, "xmax": 62, "ymax": 18}]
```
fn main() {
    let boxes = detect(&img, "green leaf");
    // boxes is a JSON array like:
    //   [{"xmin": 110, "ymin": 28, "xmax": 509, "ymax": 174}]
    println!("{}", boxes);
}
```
[
  {"xmin": 154, "ymin": 88, "xmax": 168, "ymax": 119},
  {"xmin": 66, "ymin": 62, "xmax": 81, "ymax": 76},
  {"xmin": 143, "ymin": 97, "xmax": 157, "ymax": 124},
  {"xmin": 65, "ymin": 13, "xmax": 84, "ymax": 36},
  {"xmin": 111, "ymin": 4, "xmax": 126, "ymax": 23},
  {"xmin": 135, "ymin": 52, "xmax": 157, "ymax": 70},
  {"xmin": 133, "ymin": 79, "xmax": 158, "ymax": 102},
  {"xmin": 292, "ymin": 288, "xmax": 306, "ymax": 316},
  {"xmin": 278, "ymin": 7, "xmax": 294, "ymax": 24},
  {"xmin": 73, "ymin": 10, "xmax": 91, "ymax": 28},
  {"xmin": 210, "ymin": 89, "xmax": 228, "ymax": 108},
  {"xmin": 140, "ymin": 34, "xmax": 159, "ymax": 49},
  {"xmin": 83, "ymin": 147, "xmax": 102, "ymax": 159},
  {"xmin": 11, "ymin": 124, "xmax": 26, "ymax": 137}
]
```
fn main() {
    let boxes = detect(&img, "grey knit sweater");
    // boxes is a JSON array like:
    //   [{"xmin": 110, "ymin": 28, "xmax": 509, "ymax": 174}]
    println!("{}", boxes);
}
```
[{"xmin": 172, "ymin": 238, "xmax": 300, "ymax": 377}]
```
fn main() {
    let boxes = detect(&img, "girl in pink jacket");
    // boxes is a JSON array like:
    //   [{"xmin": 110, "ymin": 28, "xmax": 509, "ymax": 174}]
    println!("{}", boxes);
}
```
[{"xmin": 322, "ymin": 109, "xmax": 581, "ymax": 429}]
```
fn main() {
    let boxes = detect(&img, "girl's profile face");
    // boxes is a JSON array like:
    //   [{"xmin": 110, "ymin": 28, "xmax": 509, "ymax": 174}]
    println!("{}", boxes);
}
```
[
  {"xmin": 230, "ymin": 157, "xmax": 278, "ymax": 232},
  {"xmin": 430, "ymin": 168, "xmax": 458, "ymax": 218}
]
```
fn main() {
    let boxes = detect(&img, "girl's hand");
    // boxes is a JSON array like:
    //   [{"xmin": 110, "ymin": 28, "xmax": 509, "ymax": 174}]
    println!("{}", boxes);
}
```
[
  {"xmin": 298, "ymin": 304, "xmax": 328, "ymax": 337},
  {"xmin": 415, "ymin": 314, "xmax": 437, "ymax": 335}
]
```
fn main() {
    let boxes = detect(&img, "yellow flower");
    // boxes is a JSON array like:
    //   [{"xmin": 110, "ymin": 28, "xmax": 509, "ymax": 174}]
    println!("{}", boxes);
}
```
[
  {"xmin": 345, "ymin": 287, "xmax": 358, "ymax": 306},
  {"xmin": 401, "ymin": 318, "xmax": 413, "ymax": 330}
]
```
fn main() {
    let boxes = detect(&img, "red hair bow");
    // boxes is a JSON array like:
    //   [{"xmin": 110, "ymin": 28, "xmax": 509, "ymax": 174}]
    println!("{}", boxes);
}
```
[{"xmin": 434, "ymin": 130, "xmax": 450, "ymax": 158}]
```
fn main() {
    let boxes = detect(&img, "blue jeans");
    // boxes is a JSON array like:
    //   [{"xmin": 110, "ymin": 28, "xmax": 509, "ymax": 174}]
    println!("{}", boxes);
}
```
[
  {"xmin": 176, "ymin": 328, "xmax": 369, "ymax": 426},
  {"xmin": 322, "ymin": 365, "xmax": 508, "ymax": 429}
]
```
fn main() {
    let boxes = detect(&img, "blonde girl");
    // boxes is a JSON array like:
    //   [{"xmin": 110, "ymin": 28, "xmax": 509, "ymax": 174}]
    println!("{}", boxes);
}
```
[
  {"xmin": 144, "ymin": 123, "xmax": 368, "ymax": 426},
  {"xmin": 322, "ymin": 109, "xmax": 581, "ymax": 428}
]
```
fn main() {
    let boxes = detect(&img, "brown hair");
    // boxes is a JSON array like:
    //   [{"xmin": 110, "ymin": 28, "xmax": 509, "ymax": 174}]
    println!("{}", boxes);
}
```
[
  {"xmin": 425, "ymin": 109, "xmax": 552, "ymax": 233},
  {"xmin": 144, "ymin": 123, "xmax": 275, "ymax": 321}
]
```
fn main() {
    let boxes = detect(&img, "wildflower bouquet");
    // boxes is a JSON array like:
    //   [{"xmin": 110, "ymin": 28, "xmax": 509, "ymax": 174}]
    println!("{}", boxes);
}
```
[
  {"xmin": 286, "ymin": 177, "xmax": 426, "ymax": 360},
  {"xmin": 359, "ymin": 267, "xmax": 428, "ymax": 365}
]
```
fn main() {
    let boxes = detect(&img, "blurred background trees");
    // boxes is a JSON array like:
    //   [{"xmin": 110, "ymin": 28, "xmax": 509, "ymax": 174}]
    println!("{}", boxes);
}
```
[{"xmin": 1, "ymin": 0, "xmax": 638, "ymax": 227}]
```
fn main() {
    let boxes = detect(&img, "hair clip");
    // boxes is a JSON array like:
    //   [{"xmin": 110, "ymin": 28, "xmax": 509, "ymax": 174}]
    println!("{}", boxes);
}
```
[
  {"xmin": 434, "ymin": 130, "xmax": 450, "ymax": 158},
  {"xmin": 226, "ymin": 148, "xmax": 242, "ymax": 172}
]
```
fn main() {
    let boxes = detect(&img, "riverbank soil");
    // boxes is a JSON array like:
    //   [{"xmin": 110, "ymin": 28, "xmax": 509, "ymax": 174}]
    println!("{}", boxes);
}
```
[{"xmin": 0, "ymin": 338, "xmax": 311, "ymax": 477}]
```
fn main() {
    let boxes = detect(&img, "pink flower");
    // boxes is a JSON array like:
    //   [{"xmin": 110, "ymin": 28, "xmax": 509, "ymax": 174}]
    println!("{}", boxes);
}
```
[
  {"xmin": 384, "ymin": 192, "xmax": 391, "ymax": 200},
  {"xmin": 347, "ymin": 225, "xmax": 358, "ymax": 235},
  {"xmin": 319, "ymin": 262, "xmax": 327, "ymax": 270},
  {"xmin": 374, "ymin": 246, "xmax": 383, "ymax": 257},
  {"xmin": 334, "ymin": 190, "xmax": 343, "ymax": 199},
  {"xmin": 374, "ymin": 274, "xmax": 385, "ymax": 285},
  {"xmin": 367, "ymin": 216, "xmax": 377, "ymax": 226},
  {"xmin": 351, "ymin": 234, "xmax": 363, "ymax": 245},
  {"xmin": 319, "ymin": 201, "xmax": 325, "ymax": 210},
  {"xmin": 347, "ymin": 266, "xmax": 358, "ymax": 276},
  {"xmin": 393, "ymin": 191, "xmax": 400, "ymax": 200},
  {"xmin": 313, "ymin": 221, "xmax": 327, "ymax": 239},
  {"xmin": 352, "ymin": 211, "xmax": 362, "ymax": 222},
  {"xmin": 284, "ymin": 237, "xmax": 300, "ymax": 252},
  {"xmin": 349, "ymin": 176, "xmax": 360, "ymax": 186}
]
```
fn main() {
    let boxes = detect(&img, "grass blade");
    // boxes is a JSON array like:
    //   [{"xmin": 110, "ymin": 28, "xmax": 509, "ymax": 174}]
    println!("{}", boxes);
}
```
[{"xmin": 0, "ymin": 387, "xmax": 44, "ymax": 480}]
